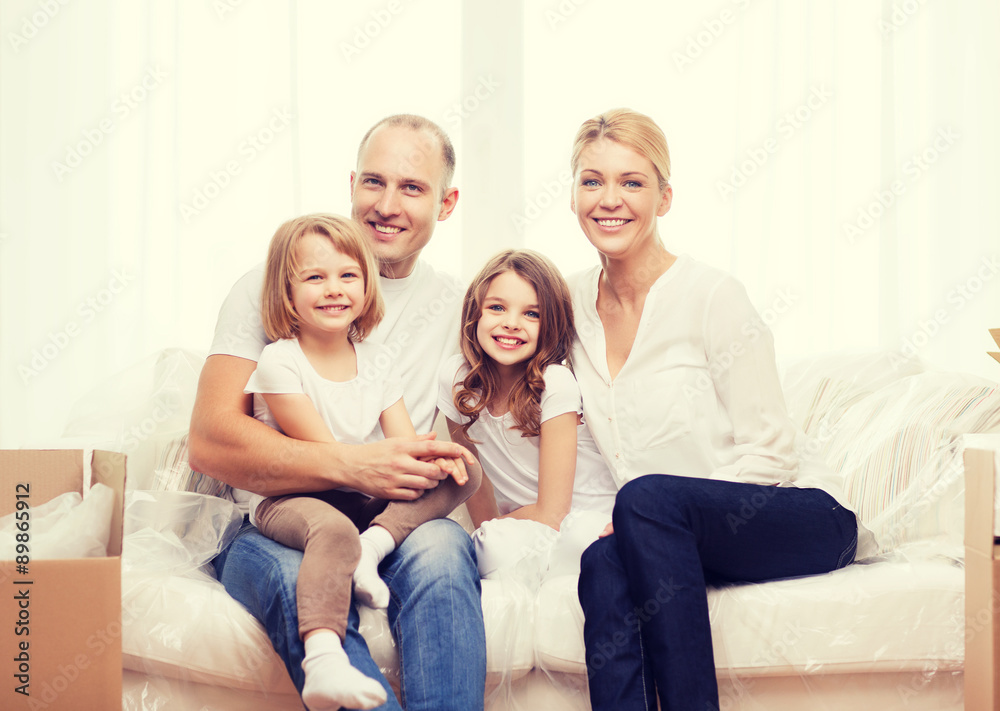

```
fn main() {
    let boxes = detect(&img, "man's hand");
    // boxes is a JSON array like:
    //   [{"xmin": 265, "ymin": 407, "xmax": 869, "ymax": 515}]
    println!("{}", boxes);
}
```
[{"xmin": 346, "ymin": 432, "xmax": 475, "ymax": 500}]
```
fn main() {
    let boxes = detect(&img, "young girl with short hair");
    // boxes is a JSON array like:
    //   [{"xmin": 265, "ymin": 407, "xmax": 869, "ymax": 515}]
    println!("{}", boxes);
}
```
[
  {"xmin": 438, "ymin": 249, "xmax": 617, "ymax": 580},
  {"xmin": 237, "ymin": 213, "xmax": 479, "ymax": 711}
]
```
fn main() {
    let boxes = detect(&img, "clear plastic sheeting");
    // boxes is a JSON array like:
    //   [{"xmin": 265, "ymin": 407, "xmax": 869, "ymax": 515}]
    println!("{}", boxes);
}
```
[{"xmin": 120, "ymin": 490, "xmax": 303, "ymax": 708}]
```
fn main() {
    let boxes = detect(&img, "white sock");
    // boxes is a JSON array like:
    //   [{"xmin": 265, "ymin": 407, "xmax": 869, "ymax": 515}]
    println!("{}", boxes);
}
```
[
  {"xmin": 353, "ymin": 525, "xmax": 396, "ymax": 609},
  {"xmin": 300, "ymin": 630, "xmax": 387, "ymax": 711}
]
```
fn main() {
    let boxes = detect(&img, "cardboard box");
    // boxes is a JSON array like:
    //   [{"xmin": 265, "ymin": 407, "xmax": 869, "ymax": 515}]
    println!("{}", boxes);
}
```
[
  {"xmin": 1, "ymin": 450, "xmax": 125, "ymax": 711},
  {"xmin": 964, "ymin": 447, "xmax": 1000, "ymax": 711}
]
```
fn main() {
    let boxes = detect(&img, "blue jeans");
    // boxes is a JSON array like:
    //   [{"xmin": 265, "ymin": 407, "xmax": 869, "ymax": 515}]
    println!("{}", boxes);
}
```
[
  {"xmin": 215, "ymin": 517, "xmax": 486, "ymax": 710},
  {"xmin": 578, "ymin": 475, "xmax": 858, "ymax": 711}
]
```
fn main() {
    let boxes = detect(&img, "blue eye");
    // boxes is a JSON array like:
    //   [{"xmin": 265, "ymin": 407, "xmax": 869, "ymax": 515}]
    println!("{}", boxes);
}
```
[
  {"xmin": 525, "ymin": 310, "xmax": 540, "ymax": 319},
  {"xmin": 487, "ymin": 304, "xmax": 504, "ymax": 312},
  {"xmin": 582, "ymin": 179, "xmax": 599, "ymax": 188},
  {"xmin": 624, "ymin": 180, "xmax": 643, "ymax": 189}
]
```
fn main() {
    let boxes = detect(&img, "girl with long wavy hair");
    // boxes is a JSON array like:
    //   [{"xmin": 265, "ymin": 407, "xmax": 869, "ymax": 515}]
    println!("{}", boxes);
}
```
[{"xmin": 438, "ymin": 249, "xmax": 617, "ymax": 581}]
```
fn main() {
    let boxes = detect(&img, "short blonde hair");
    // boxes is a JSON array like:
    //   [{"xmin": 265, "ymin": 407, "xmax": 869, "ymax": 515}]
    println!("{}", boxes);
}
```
[
  {"xmin": 261, "ymin": 214, "xmax": 384, "ymax": 342},
  {"xmin": 570, "ymin": 108, "xmax": 671, "ymax": 190}
]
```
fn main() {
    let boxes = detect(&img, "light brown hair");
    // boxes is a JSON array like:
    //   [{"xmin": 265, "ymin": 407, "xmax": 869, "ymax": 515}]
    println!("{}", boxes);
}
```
[
  {"xmin": 454, "ymin": 250, "xmax": 575, "ymax": 439},
  {"xmin": 261, "ymin": 214, "xmax": 384, "ymax": 342}
]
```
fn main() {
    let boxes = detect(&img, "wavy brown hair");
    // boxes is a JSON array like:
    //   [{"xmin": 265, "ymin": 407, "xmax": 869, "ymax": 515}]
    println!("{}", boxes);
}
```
[
  {"xmin": 454, "ymin": 250, "xmax": 575, "ymax": 439},
  {"xmin": 261, "ymin": 213, "xmax": 384, "ymax": 343}
]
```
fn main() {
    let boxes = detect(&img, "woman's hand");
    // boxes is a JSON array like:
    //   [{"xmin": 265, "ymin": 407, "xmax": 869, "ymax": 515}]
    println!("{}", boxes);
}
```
[{"xmin": 599, "ymin": 522, "xmax": 614, "ymax": 538}]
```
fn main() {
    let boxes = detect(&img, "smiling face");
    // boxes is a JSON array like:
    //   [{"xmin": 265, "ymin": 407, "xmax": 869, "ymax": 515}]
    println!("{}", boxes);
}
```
[
  {"xmin": 571, "ymin": 137, "xmax": 672, "ymax": 261},
  {"xmin": 350, "ymin": 125, "xmax": 458, "ymax": 278},
  {"xmin": 290, "ymin": 232, "xmax": 366, "ymax": 342},
  {"xmin": 476, "ymin": 270, "xmax": 541, "ymax": 376}
]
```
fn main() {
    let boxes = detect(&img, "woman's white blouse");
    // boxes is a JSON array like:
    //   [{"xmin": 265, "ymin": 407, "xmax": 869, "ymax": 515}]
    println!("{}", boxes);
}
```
[{"xmin": 570, "ymin": 255, "xmax": 851, "ymax": 507}]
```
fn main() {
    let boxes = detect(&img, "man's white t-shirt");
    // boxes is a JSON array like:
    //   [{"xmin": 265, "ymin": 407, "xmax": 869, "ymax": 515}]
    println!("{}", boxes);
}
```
[{"xmin": 437, "ymin": 354, "xmax": 618, "ymax": 516}]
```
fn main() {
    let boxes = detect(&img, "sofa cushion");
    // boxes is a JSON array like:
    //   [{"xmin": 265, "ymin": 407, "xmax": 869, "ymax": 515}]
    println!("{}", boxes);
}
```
[
  {"xmin": 818, "ymin": 372, "xmax": 1000, "ymax": 551},
  {"xmin": 533, "ymin": 547, "xmax": 964, "ymax": 676}
]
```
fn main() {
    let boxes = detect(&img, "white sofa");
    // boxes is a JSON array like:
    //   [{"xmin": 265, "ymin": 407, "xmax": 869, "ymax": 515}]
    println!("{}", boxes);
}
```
[{"xmin": 54, "ymin": 348, "xmax": 1000, "ymax": 710}]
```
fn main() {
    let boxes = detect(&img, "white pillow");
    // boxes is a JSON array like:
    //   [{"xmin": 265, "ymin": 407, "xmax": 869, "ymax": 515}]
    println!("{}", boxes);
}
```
[{"xmin": 0, "ymin": 483, "xmax": 114, "ymax": 560}]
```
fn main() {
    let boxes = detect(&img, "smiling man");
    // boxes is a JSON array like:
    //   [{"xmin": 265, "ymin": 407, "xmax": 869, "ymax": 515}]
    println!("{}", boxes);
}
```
[{"xmin": 189, "ymin": 115, "xmax": 486, "ymax": 711}]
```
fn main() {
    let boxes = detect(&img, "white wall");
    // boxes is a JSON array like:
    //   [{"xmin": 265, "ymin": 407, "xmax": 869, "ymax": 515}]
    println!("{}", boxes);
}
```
[{"xmin": 2, "ymin": 0, "xmax": 998, "ymax": 448}]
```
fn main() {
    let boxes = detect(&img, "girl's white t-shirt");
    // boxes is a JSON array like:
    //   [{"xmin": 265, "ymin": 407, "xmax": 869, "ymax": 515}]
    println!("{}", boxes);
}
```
[
  {"xmin": 233, "ymin": 337, "xmax": 404, "ymax": 522},
  {"xmin": 437, "ymin": 354, "xmax": 618, "ymax": 516}
]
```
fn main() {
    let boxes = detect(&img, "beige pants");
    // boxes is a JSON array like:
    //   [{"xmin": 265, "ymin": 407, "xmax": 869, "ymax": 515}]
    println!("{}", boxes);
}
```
[{"xmin": 254, "ymin": 462, "xmax": 481, "ymax": 640}]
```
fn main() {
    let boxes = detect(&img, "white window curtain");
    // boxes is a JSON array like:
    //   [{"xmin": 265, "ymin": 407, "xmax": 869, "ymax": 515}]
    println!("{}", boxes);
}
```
[{"xmin": 1, "ymin": 1, "xmax": 997, "ymax": 448}]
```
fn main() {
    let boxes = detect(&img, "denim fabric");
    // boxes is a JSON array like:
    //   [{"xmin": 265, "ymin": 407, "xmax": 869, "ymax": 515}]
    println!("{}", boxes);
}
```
[
  {"xmin": 578, "ymin": 474, "xmax": 858, "ymax": 711},
  {"xmin": 215, "ymin": 517, "xmax": 486, "ymax": 710}
]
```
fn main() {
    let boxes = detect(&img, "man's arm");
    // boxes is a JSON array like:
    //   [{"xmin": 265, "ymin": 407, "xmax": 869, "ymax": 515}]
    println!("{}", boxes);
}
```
[{"xmin": 188, "ymin": 354, "xmax": 466, "ymax": 499}]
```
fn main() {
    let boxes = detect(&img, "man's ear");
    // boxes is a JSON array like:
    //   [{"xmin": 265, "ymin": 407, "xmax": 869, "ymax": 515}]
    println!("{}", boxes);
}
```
[
  {"xmin": 438, "ymin": 187, "xmax": 459, "ymax": 221},
  {"xmin": 349, "ymin": 171, "xmax": 357, "ymax": 200}
]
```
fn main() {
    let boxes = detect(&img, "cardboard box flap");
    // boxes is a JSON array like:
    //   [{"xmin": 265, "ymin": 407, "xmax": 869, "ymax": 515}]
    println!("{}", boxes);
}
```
[
  {"xmin": 0, "ymin": 450, "xmax": 84, "ymax": 516},
  {"xmin": 0, "ymin": 449, "xmax": 126, "ymax": 558},
  {"xmin": 92, "ymin": 450, "xmax": 126, "ymax": 557}
]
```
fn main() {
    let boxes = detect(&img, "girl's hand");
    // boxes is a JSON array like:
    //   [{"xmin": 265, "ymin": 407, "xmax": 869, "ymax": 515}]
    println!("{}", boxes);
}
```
[
  {"xmin": 430, "ymin": 456, "xmax": 470, "ymax": 486},
  {"xmin": 599, "ymin": 522, "xmax": 614, "ymax": 538}
]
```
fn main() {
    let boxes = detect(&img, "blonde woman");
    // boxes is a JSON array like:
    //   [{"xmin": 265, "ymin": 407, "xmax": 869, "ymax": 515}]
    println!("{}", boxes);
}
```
[{"xmin": 568, "ymin": 109, "xmax": 869, "ymax": 710}]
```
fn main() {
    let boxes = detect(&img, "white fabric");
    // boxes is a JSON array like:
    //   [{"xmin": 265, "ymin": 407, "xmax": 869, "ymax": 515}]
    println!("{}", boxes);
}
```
[
  {"xmin": 209, "ymin": 260, "xmax": 464, "ymax": 434},
  {"xmin": 232, "ymin": 337, "xmax": 404, "ymax": 522},
  {"xmin": 534, "ymin": 547, "xmax": 964, "ymax": 677},
  {"xmin": 569, "ymin": 256, "xmax": 852, "ymax": 507},
  {"xmin": 437, "ymin": 354, "xmax": 618, "ymax": 516},
  {"xmin": 245, "ymin": 338, "xmax": 403, "ymax": 442},
  {"xmin": 0, "ymin": 484, "xmax": 115, "ymax": 560}
]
